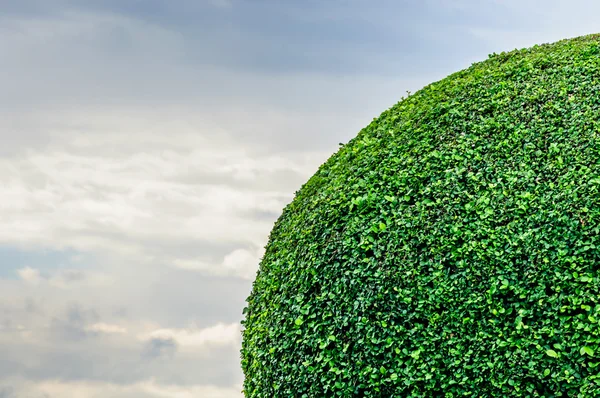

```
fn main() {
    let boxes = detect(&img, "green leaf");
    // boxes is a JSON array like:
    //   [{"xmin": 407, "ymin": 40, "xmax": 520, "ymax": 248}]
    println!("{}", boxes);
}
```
[
  {"xmin": 581, "ymin": 346, "xmax": 594, "ymax": 356},
  {"xmin": 546, "ymin": 349, "xmax": 559, "ymax": 358}
]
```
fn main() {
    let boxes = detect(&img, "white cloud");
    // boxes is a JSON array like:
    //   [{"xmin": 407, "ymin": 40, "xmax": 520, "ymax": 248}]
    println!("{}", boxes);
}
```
[
  {"xmin": 0, "ymin": 111, "xmax": 324, "ymax": 277},
  {"xmin": 86, "ymin": 322, "xmax": 127, "ymax": 334},
  {"xmin": 10, "ymin": 265, "xmax": 101, "ymax": 292},
  {"xmin": 0, "ymin": 378, "xmax": 242, "ymax": 398},
  {"xmin": 0, "ymin": 300, "xmax": 245, "ymax": 386},
  {"xmin": 17, "ymin": 267, "xmax": 41, "ymax": 285},
  {"xmin": 172, "ymin": 246, "xmax": 264, "ymax": 280},
  {"xmin": 222, "ymin": 248, "xmax": 264, "ymax": 279},
  {"xmin": 142, "ymin": 322, "xmax": 241, "ymax": 351}
]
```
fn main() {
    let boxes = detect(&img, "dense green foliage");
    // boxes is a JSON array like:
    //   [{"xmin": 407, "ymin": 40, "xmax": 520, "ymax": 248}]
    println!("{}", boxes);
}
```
[{"xmin": 241, "ymin": 34, "xmax": 600, "ymax": 397}]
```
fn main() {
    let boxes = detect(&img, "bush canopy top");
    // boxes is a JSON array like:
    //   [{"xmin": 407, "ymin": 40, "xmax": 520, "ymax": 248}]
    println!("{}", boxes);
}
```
[{"xmin": 242, "ymin": 34, "xmax": 600, "ymax": 397}]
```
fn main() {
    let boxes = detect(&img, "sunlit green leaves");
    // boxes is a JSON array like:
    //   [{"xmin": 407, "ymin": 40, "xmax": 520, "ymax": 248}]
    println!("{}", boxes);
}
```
[
  {"xmin": 242, "ymin": 33, "xmax": 600, "ymax": 397},
  {"xmin": 581, "ymin": 346, "xmax": 595, "ymax": 356},
  {"xmin": 546, "ymin": 349, "xmax": 559, "ymax": 358}
]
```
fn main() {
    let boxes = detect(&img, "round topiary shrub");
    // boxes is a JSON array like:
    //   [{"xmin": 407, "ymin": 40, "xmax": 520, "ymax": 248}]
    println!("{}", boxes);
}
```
[{"xmin": 241, "ymin": 34, "xmax": 600, "ymax": 397}]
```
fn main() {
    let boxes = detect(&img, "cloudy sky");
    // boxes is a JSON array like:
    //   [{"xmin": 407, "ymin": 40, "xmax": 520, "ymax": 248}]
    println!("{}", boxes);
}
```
[{"xmin": 0, "ymin": 1, "xmax": 599, "ymax": 397}]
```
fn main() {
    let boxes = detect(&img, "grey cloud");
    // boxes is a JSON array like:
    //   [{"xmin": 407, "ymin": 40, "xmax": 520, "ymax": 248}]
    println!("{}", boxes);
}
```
[
  {"xmin": 133, "ymin": 273, "xmax": 253, "ymax": 327},
  {"xmin": 1, "ymin": 0, "xmax": 599, "ymax": 115},
  {"xmin": 142, "ymin": 337, "xmax": 177, "ymax": 360},
  {"xmin": 0, "ymin": 357, "xmax": 24, "ymax": 384},
  {"xmin": 68, "ymin": 223, "xmax": 243, "ymax": 260},
  {"xmin": 0, "ymin": 0, "xmax": 512, "ymax": 76},
  {"xmin": 66, "ymin": 305, "xmax": 98, "ymax": 325},
  {"xmin": 50, "ymin": 304, "xmax": 99, "ymax": 341},
  {"xmin": 1, "ymin": 298, "xmax": 44, "ymax": 331},
  {"xmin": 1, "ymin": 266, "xmax": 250, "ymax": 386},
  {"xmin": 59, "ymin": 270, "xmax": 85, "ymax": 283},
  {"xmin": 0, "ymin": 322, "xmax": 242, "ymax": 388},
  {"xmin": 242, "ymin": 209, "xmax": 282, "ymax": 223},
  {"xmin": 24, "ymin": 298, "xmax": 42, "ymax": 314},
  {"xmin": 1, "ymin": 377, "xmax": 242, "ymax": 398},
  {"xmin": 0, "ymin": 5, "xmax": 430, "ymax": 156},
  {"xmin": 0, "ymin": 387, "xmax": 14, "ymax": 398},
  {"xmin": 172, "ymin": 167, "xmax": 311, "ymax": 193}
]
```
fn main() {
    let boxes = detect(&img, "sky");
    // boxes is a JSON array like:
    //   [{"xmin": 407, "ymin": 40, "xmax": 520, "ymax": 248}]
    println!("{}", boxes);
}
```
[{"xmin": 0, "ymin": 1, "xmax": 599, "ymax": 397}]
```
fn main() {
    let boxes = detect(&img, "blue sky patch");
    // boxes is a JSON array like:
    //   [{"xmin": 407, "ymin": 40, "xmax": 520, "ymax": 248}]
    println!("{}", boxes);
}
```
[{"xmin": 0, "ymin": 246, "xmax": 84, "ymax": 279}]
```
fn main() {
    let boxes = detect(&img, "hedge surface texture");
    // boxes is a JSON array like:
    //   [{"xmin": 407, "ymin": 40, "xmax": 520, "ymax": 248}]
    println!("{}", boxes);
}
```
[{"xmin": 241, "ymin": 34, "xmax": 600, "ymax": 397}]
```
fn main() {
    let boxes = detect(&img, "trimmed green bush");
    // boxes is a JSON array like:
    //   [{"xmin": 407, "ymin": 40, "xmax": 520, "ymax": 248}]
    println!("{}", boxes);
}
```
[{"xmin": 241, "ymin": 34, "xmax": 600, "ymax": 397}]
